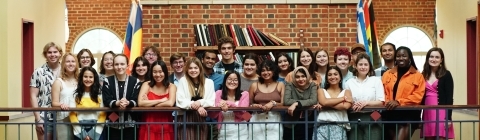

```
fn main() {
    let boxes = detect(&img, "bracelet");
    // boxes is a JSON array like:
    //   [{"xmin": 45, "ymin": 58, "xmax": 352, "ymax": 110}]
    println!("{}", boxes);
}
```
[{"xmin": 270, "ymin": 100, "xmax": 277, "ymax": 107}]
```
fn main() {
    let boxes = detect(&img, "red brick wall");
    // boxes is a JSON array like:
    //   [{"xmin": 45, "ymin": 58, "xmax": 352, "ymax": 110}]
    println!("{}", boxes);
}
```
[{"xmin": 66, "ymin": 0, "xmax": 436, "ymax": 63}]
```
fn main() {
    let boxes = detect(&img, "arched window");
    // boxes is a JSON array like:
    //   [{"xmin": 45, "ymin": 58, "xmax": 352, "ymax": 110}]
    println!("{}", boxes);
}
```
[
  {"xmin": 72, "ymin": 28, "xmax": 123, "ymax": 70},
  {"xmin": 383, "ymin": 26, "xmax": 433, "ymax": 72}
]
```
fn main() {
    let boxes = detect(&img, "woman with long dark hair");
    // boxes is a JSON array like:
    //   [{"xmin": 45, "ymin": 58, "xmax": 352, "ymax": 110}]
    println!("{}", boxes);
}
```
[
  {"xmin": 102, "ymin": 54, "xmax": 141, "ymax": 140},
  {"xmin": 131, "ymin": 56, "xmax": 150, "ymax": 82},
  {"xmin": 240, "ymin": 53, "xmax": 259, "ymax": 91},
  {"xmin": 420, "ymin": 48, "xmax": 455, "ymax": 140},
  {"xmin": 315, "ymin": 66, "xmax": 352, "ymax": 140},
  {"xmin": 209, "ymin": 71, "xmax": 250, "ymax": 140},
  {"xmin": 69, "ymin": 67, "xmax": 106, "ymax": 140},
  {"xmin": 275, "ymin": 52, "xmax": 294, "ymax": 83},
  {"xmin": 138, "ymin": 60, "xmax": 176, "ymax": 140},
  {"xmin": 382, "ymin": 46, "xmax": 425, "ymax": 140}
]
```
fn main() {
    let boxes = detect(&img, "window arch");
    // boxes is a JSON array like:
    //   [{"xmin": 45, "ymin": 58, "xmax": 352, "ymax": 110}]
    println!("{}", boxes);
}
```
[
  {"xmin": 72, "ymin": 28, "xmax": 123, "ymax": 70},
  {"xmin": 383, "ymin": 26, "xmax": 434, "ymax": 72}
]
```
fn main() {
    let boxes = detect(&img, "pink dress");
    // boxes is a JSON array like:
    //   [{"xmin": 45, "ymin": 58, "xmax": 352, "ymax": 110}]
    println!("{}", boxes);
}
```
[{"xmin": 421, "ymin": 80, "xmax": 455, "ymax": 138}]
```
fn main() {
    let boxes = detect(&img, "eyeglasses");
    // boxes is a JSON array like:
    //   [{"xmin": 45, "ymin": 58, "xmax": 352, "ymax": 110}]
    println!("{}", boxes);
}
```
[
  {"xmin": 145, "ymin": 53, "xmax": 157, "ymax": 57},
  {"xmin": 173, "ymin": 61, "xmax": 184, "ymax": 65},
  {"xmin": 80, "ymin": 56, "xmax": 90, "ymax": 60},
  {"xmin": 227, "ymin": 78, "xmax": 238, "ymax": 83}
]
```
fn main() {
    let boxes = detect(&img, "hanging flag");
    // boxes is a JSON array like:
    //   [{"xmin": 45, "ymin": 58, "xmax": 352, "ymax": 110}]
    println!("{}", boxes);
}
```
[
  {"xmin": 357, "ymin": 0, "xmax": 381, "ymax": 68},
  {"xmin": 123, "ymin": 0, "xmax": 143, "ymax": 75}
]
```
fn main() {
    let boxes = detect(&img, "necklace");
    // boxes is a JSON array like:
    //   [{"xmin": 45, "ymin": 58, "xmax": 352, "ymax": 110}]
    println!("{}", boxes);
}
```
[
  {"xmin": 265, "ymin": 82, "xmax": 273, "ymax": 87},
  {"xmin": 67, "ymin": 79, "xmax": 77, "ymax": 87}
]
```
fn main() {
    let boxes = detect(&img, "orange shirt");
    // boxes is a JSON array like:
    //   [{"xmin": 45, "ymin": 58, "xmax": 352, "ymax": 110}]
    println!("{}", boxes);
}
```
[
  {"xmin": 285, "ymin": 71, "xmax": 322, "ymax": 87},
  {"xmin": 382, "ymin": 66, "xmax": 425, "ymax": 105}
]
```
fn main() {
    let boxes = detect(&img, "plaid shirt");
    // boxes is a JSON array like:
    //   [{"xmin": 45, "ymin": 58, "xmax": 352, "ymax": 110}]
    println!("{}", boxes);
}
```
[
  {"xmin": 374, "ymin": 65, "xmax": 390, "ymax": 78},
  {"xmin": 213, "ymin": 61, "xmax": 243, "ymax": 74}
]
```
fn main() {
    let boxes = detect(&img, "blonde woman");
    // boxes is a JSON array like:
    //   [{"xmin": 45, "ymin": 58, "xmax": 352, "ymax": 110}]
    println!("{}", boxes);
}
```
[
  {"xmin": 176, "ymin": 57, "xmax": 215, "ymax": 140},
  {"xmin": 51, "ymin": 53, "xmax": 79, "ymax": 140}
]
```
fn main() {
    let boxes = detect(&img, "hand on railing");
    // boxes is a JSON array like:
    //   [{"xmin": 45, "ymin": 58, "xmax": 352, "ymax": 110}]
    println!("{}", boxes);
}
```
[
  {"xmin": 385, "ymin": 100, "xmax": 400, "ymax": 110},
  {"xmin": 262, "ymin": 102, "xmax": 274, "ymax": 112},
  {"xmin": 287, "ymin": 102, "xmax": 298, "ymax": 116},
  {"xmin": 117, "ymin": 98, "xmax": 129, "ymax": 109},
  {"xmin": 197, "ymin": 107, "xmax": 207, "ymax": 117},
  {"xmin": 191, "ymin": 101, "xmax": 201, "ymax": 110},
  {"xmin": 312, "ymin": 103, "xmax": 322, "ymax": 111},
  {"xmin": 352, "ymin": 101, "xmax": 367, "ymax": 112},
  {"xmin": 84, "ymin": 135, "xmax": 91, "ymax": 140},
  {"xmin": 60, "ymin": 103, "xmax": 69, "ymax": 110},
  {"xmin": 219, "ymin": 100, "xmax": 229, "ymax": 112}
]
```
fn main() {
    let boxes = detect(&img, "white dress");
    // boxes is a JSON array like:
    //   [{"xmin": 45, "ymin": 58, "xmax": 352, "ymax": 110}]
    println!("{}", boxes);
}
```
[{"xmin": 218, "ymin": 101, "xmax": 249, "ymax": 140}]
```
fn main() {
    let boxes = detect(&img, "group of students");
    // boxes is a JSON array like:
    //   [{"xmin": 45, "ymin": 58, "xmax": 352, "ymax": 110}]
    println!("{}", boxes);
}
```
[{"xmin": 30, "ymin": 36, "xmax": 454, "ymax": 140}]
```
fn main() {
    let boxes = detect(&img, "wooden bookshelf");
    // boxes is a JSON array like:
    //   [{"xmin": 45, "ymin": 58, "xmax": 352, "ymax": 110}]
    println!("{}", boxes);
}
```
[{"xmin": 195, "ymin": 46, "xmax": 300, "ymax": 51}]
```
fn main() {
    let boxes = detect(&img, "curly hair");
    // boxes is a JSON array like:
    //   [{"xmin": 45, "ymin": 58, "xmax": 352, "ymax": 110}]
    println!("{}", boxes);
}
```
[
  {"xmin": 75, "ymin": 67, "xmax": 101, "ymax": 104},
  {"xmin": 217, "ymin": 36, "xmax": 236, "ymax": 51},
  {"xmin": 333, "ymin": 47, "xmax": 351, "ymax": 62}
]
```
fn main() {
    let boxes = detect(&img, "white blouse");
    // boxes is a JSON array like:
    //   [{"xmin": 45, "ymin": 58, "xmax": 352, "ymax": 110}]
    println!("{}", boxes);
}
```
[
  {"xmin": 317, "ymin": 89, "xmax": 350, "ymax": 130},
  {"xmin": 57, "ymin": 78, "xmax": 76, "ymax": 120},
  {"xmin": 345, "ymin": 76, "xmax": 385, "ymax": 102},
  {"xmin": 175, "ymin": 77, "xmax": 215, "ymax": 115}
]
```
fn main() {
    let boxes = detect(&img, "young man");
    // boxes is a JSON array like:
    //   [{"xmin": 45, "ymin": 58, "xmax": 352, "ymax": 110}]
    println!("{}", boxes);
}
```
[
  {"xmin": 201, "ymin": 50, "xmax": 224, "ymax": 140},
  {"xmin": 30, "ymin": 42, "xmax": 63, "ymax": 140},
  {"xmin": 168, "ymin": 53, "xmax": 186, "ymax": 85},
  {"xmin": 213, "ymin": 37, "xmax": 243, "ymax": 74},
  {"xmin": 348, "ymin": 43, "xmax": 366, "ymax": 72},
  {"xmin": 375, "ymin": 42, "xmax": 396, "ymax": 77},
  {"xmin": 202, "ymin": 50, "xmax": 224, "ymax": 91}
]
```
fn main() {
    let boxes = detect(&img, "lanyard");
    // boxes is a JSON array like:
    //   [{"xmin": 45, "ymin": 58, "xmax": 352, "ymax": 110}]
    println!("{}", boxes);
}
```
[{"xmin": 114, "ymin": 75, "xmax": 129, "ymax": 100}]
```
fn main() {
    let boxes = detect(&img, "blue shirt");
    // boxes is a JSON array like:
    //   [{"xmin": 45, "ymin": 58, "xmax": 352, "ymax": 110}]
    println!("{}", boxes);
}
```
[
  {"xmin": 205, "ymin": 72, "xmax": 224, "ymax": 91},
  {"xmin": 342, "ymin": 71, "xmax": 354, "ymax": 89}
]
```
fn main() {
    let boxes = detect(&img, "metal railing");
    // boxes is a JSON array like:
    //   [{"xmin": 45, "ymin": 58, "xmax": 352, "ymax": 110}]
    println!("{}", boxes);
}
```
[{"xmin": 0, "ymin": 105, "xmax": 478, "ymax": 140}]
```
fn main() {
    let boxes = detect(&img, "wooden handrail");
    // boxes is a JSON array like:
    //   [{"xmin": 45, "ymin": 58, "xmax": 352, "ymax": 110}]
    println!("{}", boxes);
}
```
[{"xmin": 0, "ymin": 105, "xmax": 478, "ymax": 112}]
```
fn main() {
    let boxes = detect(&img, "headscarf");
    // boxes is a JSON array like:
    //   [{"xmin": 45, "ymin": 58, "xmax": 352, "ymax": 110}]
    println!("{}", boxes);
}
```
[{"xmin": 291, "ymin": 66, "xmax": 311, "ymax": 92}]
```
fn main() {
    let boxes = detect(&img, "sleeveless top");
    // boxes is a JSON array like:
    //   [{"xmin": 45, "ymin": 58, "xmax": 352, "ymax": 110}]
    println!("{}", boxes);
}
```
[
  {"xmin": 316, "ymin": 89, "xmax": 350, "ymax": 130},
  {"xmin": 57, "ymin": 78, "xmax": 76, "ymax": 120},
  {"xmin": 253, "ymin": 82, "xmax": 281, "ymax": 105},
  {"xmin": 143, "ymin": 87, "xmax": 173, "ymax": 133}
]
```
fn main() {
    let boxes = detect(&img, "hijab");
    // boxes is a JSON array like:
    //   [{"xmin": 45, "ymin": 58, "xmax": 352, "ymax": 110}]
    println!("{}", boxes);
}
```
[{"xmin": 291, "ymin": 66, "xmax": 311, "ymax": 92}]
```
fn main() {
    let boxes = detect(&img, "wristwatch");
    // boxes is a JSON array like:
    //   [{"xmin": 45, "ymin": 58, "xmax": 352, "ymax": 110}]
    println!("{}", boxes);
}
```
[{"xmin": 271, "ymin": 100, "xmax": 277, "ymax": 106}]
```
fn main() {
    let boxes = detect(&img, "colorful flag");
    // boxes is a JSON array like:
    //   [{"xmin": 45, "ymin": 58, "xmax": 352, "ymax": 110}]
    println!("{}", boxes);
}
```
[
  {"xmin": 357, "ymin": 0, "xmax": 381, "ymax": 68},
  {"xmin": 123, "ymin": 1, "xmax": 143, "ymax": 74}
]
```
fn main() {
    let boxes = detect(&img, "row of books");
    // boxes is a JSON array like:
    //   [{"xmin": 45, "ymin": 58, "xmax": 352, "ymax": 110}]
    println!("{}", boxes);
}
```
[
  {"xmin": 200, "ymin": 52, "xmax": 299, "ymax": 68},
  {"xmin": 193, "ymin": 24, "xmax": 290, "ymax": 47}
]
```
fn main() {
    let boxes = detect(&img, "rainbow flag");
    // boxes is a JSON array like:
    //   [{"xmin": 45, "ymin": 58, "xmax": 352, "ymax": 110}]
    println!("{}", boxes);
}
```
[
  {"xmin": 123, "ymin": 1, "xmax": 143, "ymax": 74},
  {"xmin": 357, "ymin": 0, "xmax": 381, "ymax": 68}
]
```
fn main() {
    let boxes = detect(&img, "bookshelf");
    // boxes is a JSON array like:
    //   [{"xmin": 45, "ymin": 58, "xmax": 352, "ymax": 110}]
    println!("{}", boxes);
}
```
[
  {"xmin": 192, "ymin": 24, "xmax": 303, "ymax": 67},
  {"xmin": 195, "ymin": 46, "xmax": 300, "ymax": 51}
]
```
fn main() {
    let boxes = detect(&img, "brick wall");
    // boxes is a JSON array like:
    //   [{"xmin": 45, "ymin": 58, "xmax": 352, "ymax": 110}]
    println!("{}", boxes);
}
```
[{"xmin": 66, "ymin": 0, "xmax": 435, "ymax": 64}]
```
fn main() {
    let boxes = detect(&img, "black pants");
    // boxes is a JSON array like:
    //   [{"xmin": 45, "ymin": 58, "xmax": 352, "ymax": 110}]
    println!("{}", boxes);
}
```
[
  {"xmin": 104, "ymin": 127, "xmax": 137, "ymax": 140},
  {"xmin": 283, "ymin": 122, "xmax": 313, "ymax": 140}
]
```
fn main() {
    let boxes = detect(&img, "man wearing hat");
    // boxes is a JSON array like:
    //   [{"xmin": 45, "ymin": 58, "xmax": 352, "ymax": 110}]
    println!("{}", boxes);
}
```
[{"xmin": 348, "ymin": 43, "xmax": 366, "ymax": 72}]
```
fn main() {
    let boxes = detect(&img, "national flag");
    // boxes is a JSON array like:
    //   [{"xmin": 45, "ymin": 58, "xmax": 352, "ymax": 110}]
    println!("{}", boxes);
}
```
[
  {"xmin": 357, "ymin": 0, "xmax": 382, "ymax": 68},
  {"xmin": 123, "ymin": 1, "xmax": 143, "ymax": 75}
]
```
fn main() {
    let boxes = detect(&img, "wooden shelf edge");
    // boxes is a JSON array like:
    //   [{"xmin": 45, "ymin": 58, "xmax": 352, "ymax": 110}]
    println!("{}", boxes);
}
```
[{"xmin": 195, "ymin": 46, "xmax": 300, "ymax": 51}]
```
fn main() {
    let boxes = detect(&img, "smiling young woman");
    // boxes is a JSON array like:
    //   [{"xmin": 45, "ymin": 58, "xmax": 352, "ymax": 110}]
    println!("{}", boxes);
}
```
[{"xmin": 51, "ymin": 52, "xmax": 79, "ymax": 140}]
